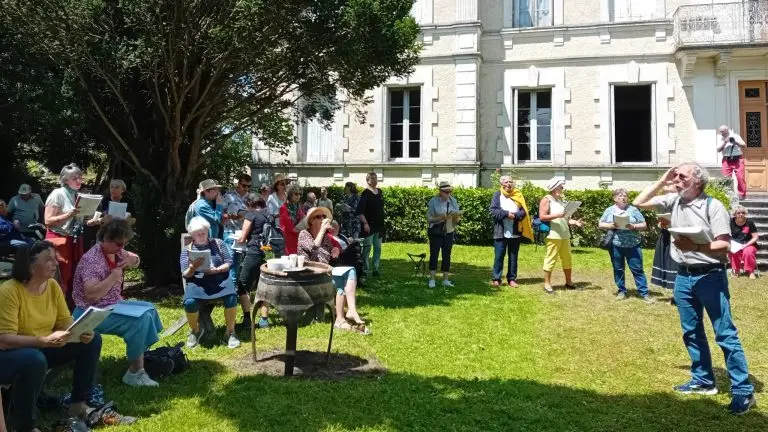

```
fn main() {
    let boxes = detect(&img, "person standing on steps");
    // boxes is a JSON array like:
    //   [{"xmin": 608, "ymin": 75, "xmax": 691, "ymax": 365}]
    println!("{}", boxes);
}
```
[
  {"xmin": 633, "ymin": 162, "xmax": 756, "ymax": 416},
  {"xmin": 539, "ymin": 179, "xmax": 584, "ymax": 294},
  {"xmin": 717, "ymin": 125, "xmax": 747, "ymax": 200},
  {"xmin": 357, "ymin": 172, "xmax": 384, "ymax": 277}
]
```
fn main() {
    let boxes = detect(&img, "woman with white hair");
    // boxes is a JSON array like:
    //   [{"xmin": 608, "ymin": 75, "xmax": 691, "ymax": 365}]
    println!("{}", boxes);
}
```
[
  {"xmin": 44, "ymin": 163, "xmax": 86, "ymax": 302},
  {"xmin": 539, "ymin": 179, "xmax": 584, "ymax": 294},
  {"xmin": 729, "ymin": 205, "xmax": 759, "ymax": 279},
  {"xmin": 180, "ymin": 216, "xmax": 240, "ymax": 349},
  {"xmin": 99, "ymin": 179, "xmax": 133, "ymax": 219}
]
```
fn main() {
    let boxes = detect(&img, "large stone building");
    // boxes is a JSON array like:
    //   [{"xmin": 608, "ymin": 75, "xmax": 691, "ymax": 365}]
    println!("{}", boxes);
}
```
[{"xmin": 251, "ymin": 0, "xmax": 768, "ymax": 192}]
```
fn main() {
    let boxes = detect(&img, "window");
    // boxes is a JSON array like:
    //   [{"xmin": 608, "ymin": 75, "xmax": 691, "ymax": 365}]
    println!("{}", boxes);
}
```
[
  {"xmin": 612, "ymin": 85, "xmax": 653, "ymax": 163},
  {"xmin": 303, "ymin": 117, "xmax": 335, "ymax": 163},
  {"xmin": 515, "ymin": 89, "xmax": 551, "ymax": 162},
  {"xmin": 609, "ymin": 0, "xmax": 657, "ymax": 22},
  {"xmin": 513, "ymin": 0, "xmax": 552, "ymax": 28},
  {"xmin": 388, "ymin": 88, "xmax": 421, "ymax": 161}
]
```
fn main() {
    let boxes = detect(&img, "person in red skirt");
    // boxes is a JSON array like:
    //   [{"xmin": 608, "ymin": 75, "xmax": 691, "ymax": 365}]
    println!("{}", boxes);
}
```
[{"xmin": 44, "ymin": 163, "xmax": 87, "ymax": 308}]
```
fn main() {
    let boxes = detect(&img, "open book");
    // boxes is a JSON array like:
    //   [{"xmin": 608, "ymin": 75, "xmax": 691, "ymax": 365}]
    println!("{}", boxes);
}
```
[
  {"xmin": 75, "ymin": 194, "xmax": 103, "ymax": 219},
  {"xmin": 188, "ymin": 249, "xmax": 212, "ymax": 271},
  {"xmin": 668, "ymin": 227, "xmax": 711, "ymax": 245},
  {"xmin": 67, "ymin": 306, "xmax": 112, "ymax": 343},
  {"xmin": 563, "ymin": 201, "xmax": 582, "ymax": 220}
]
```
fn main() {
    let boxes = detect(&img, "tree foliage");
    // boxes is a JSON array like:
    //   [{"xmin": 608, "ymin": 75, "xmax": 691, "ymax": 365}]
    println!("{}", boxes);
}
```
[{"xmin": 0, "ymin": 0, "xmax": 420, "ymax": 282}]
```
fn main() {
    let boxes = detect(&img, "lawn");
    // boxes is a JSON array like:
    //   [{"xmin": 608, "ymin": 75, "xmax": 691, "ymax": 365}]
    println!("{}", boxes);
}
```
[{"xmin": 75, "ymin": 242, "xmax": 768, "ymax": 431}]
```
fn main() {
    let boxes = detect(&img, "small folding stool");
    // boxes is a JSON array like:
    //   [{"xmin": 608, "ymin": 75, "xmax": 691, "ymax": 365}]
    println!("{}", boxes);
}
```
[{"xmin": 407, "ymin": 252, "xmax": 427, "ymax": 279}]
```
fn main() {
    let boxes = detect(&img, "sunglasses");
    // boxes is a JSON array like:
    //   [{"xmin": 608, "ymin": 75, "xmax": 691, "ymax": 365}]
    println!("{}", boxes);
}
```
[{"xmin": 313, "ymin": 215, "xmax": 325, "ymax": 220}]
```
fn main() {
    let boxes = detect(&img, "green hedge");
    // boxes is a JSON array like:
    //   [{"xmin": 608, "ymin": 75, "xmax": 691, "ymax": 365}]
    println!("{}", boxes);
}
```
[{"xmin": 301, "ymin": 183, "xmax": 730, "ymax": 249}]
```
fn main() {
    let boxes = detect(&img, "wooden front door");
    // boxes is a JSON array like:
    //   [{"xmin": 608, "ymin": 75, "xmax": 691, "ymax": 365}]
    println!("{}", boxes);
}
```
[{"xmin": 739, "ymin": 81, "xmax": 768, "ymax": 192}]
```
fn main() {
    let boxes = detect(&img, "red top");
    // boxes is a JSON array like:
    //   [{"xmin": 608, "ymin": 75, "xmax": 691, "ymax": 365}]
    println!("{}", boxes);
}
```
[{"xmin": 279, "ymin": 204, "xmax": 305, "ymax": 255}]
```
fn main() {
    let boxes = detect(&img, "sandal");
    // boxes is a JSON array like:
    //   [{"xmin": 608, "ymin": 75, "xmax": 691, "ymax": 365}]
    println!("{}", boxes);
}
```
[
  {"xmin": 334, "ymin": 321, "xmax": 353, "ymax": 331},
  {"xmin": 84, "ymin": 401, "xmax": 137, "ymax": 427},
  {"xmin": 345, "ymin": 313, "xmax": 365, "ymax": 325}
]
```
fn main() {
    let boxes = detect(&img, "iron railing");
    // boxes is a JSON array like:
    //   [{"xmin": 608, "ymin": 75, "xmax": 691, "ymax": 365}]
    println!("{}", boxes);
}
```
[{"xmin": 674, "ymin": 1, "xmax": 768, "ymax": 47}]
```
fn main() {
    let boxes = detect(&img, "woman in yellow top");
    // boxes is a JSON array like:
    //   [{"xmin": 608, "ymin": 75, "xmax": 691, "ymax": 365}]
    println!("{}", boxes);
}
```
[
  {"xmin": 539, "ymin": 180, "xmax": 584, "ymax": 294},
  {"xmin": 0, "ymin": 241, "xmax": 134, "ymax": 431}
]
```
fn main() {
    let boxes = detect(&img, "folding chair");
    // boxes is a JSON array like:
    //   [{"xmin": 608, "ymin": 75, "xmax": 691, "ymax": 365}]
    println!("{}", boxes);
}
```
[{"xmin": 406, "ymin": 252, "xmax": 427, "ymax": 279}]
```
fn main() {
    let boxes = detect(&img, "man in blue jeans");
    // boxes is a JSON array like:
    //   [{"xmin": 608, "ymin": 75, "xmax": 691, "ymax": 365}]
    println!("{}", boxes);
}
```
[{"xmin": 634, "ymin": 162, "xmax": 756, "ymax": 415}]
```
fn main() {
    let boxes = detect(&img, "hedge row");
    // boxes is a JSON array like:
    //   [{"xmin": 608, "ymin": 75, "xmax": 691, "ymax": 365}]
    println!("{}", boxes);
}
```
[{"xmin": 301, "ymin": 183, "xmax": 730, "ymax": 249}]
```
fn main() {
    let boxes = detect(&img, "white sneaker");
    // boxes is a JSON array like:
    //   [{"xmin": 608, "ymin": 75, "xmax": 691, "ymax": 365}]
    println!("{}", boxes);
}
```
[
  {"xmin": 122, "ymin": 369, "xmax": 159, "ymax": 387},
  {"xmin": 428, "ymin": 279, "xmax": 436, "ymax": 289},
  {"xmin": 227, "ymin": 333, "xmax": 241, "ymax": 349},
  {"xmin": 443, "ymin": 280, "xmax": 454, "ymax": 287}
]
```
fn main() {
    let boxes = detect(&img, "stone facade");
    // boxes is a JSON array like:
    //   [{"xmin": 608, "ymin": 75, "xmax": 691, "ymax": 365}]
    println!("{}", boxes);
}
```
[{"xmin": 251, "ymin": 0, "xmax": 768, "ymax": 192}]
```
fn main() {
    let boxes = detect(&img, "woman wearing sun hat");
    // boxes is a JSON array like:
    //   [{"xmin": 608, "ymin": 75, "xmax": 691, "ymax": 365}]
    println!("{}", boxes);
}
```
[
  {"xmin": 539, "ymin": 179, "xmax": 584, "ymax": 294},
  {"xmin": 297, "ymin": 206, "xmax": 368, "ymax": 333},
  {"xmin": 426, "ymin": 181, "xmax": 461, "ymax": 289}
]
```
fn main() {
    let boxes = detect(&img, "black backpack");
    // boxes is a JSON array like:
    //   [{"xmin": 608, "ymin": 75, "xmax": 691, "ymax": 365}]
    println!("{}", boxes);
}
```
[{"xmin": 143, "ymin": 342, "xmax": 189, "ymax": 380}]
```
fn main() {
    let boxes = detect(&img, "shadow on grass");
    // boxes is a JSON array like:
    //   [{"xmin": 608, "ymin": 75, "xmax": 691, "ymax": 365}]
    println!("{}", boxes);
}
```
[
  {"xmin": 674, "ymin": 366, "xmax": 764, "ymax": 394},
  {"xmin": 192, "ymin": 371, "xmax": 768, "ymax": 432}
]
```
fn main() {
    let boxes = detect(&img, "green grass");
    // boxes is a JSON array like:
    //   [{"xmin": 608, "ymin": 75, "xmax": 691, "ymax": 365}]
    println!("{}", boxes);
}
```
[{"xmin": 67, "ymin": 243, "xmax": 768, "ymax": 431}]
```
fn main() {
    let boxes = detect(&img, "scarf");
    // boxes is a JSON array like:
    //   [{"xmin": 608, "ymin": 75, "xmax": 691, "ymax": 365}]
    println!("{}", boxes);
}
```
[
  {"xmin": 287, "ymin": 202, "xmax": 300, "ymax": 223},
  {"xmin": 500, "ymin": 187, "xmax": 534, "ymax": 242}
]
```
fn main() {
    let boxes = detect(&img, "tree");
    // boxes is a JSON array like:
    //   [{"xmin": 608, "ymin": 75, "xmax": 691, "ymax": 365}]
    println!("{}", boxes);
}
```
[{"xmin": 0, "ymin": 0, "xmax": 421, "ymax": 283}]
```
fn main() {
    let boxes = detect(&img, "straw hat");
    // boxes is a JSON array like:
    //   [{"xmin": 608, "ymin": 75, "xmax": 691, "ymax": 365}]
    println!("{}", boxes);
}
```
[
  {"xmin": 272, "ymin": 173, "xmax": 286, "ymax": 190},
  {"xmin": 437, "ymin": 180, "xmax": 453, "ymax": 192},
  {"xmin": 306, "ymin": 206, "xmax": 332, "ymax": 222},
  {"xmin": 547, "ymin": 179, "xmax": 565, "ymax": 192},
  {"xmin": 197, "ymin": 179, "xmax": 222, "ymax": 194}
]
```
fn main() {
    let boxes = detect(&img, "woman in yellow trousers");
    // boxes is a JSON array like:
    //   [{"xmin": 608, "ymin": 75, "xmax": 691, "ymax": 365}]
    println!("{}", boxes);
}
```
[{"xmin": 539, "ymin": 179, "xmax": 584, "ymax": 294}]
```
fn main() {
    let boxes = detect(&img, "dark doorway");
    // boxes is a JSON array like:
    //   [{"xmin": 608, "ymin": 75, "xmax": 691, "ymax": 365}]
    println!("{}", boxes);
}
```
[{"xmin": 614, "ymin": 85, "xmax": 652, "ymax": 163}]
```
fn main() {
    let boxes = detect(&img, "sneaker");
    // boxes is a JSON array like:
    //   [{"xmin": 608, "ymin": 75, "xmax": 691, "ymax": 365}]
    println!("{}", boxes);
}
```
[
  {"xmin": 227, "ymin": 333, "xmax": 241, "ymax": 349},
  {"xmin": 641, "ymin": 295, "xmax": 655, "ymax": 304},
  {"xmin": 616, "ymin": 291, "xmax": 627, "ymax": 300},
  {"xmin": 730, "ymin": 393, "xmax": 756, "ymax": 415},
  {"xmin": 428, "ymin": 279, "xmax": 436, "ymax": 289},
  {"xmin": 257, "ymin": 317, "xmax": 270, "ymax": 329},
  {"xmin": 186, "ymin": 329, "xmax": 204, "ymax": 348},
  {"xmin": 122, "ymin": 369, "xmax": 159, "ymax": 387},
  {"xmin": 673, "ymin": 381, "xmax": 718, "ymax": 395},
  {"xmin": 442, "ymin": 280, "xmax": 454, "ymax": 288}
]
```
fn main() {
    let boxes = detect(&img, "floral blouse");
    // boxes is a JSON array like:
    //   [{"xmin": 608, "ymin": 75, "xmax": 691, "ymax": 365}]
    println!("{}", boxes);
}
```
[
  {"xmin": 73, "ymin": 243, "xmax": 126, "ymax": 309},
  {"xmin": 297, "ymin": 230, "xmax": 334, "ymax": 264}
]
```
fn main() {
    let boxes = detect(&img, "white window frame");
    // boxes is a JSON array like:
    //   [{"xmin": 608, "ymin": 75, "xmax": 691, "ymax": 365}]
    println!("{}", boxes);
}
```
[
  {"xmin": 387, "ymin": 87, "xmax": 423, "ymax": 162},
  {"xmin": 610, "ymin": 83, "xmax": 656, "ymax": 165},
  {"xmin": 513, "ymin": 0, "xmax": 553, "ymax": 28},
  {"xmin": 513, "ymin": 88, "xmax": 553, "ymax": 164},
  {"xmin": 606, "ymin": 0, "xmax": 659, "ymax": 23}
]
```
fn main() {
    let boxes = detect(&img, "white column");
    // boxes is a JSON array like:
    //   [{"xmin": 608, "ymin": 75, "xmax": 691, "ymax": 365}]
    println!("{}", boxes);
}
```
[{"xmin": 454, "ymin": 60, "xmax": 478, "ymax": 162}]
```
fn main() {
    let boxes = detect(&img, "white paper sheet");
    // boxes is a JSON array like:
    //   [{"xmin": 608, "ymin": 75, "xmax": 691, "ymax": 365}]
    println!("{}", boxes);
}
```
[
  {"xmin": 75, "ymin": 194, "xmax": 103, "ymax": 219},
  {"xmin": 613, "ymin": 213, "xmax": 631, "ymax": 230},
  {"xmin": 67, "ymin": 306, "xmax": 113, "ymax": 343},
  {"xmin": 668, "ymin": 227, "xmax": 711, "ymax": 245},
  {"xmin": 107, "ymin": 201, "xmax": 128, "ymax": 219},
  {"xmin": 563, "ymin": 201, "xmax": 582, "ymax": 220},
  {"xmin": 729, "ymin": 240, "xmax": 746, "ymax": 254},
  {"xmin": 188, "ymin": 249, "xmax": 212, "ymax": 271}
]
